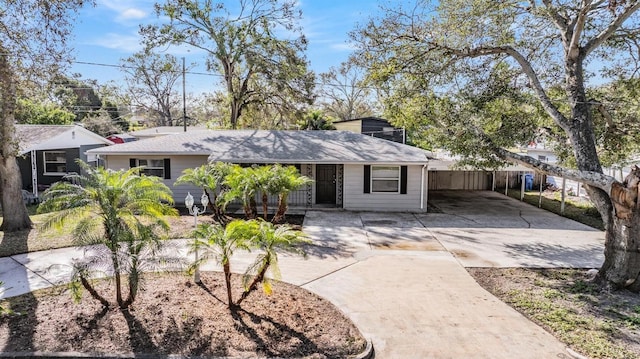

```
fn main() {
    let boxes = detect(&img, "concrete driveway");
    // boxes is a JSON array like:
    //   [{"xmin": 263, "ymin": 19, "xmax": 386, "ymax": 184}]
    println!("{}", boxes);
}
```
[
  {"xmin": 304, "ymin": 190, "xmax": 604, "ymax": 269},
  {"xmin": 419, "ymin": 190, "xmax": 605, "ymax": 268}
]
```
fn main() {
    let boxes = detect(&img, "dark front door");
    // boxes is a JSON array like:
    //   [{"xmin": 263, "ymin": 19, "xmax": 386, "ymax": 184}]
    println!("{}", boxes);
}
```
[{"xmin": 316, "ymin": 164, "xmax": 336, "ymax": 204}]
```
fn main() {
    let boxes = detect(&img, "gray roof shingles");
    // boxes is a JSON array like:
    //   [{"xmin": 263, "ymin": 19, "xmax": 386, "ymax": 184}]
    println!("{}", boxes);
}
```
[
  {"xmin": 16, "ymin": 125, "xmax": 76, "ymax": 153},
  {"xmin": 88, "ymin": 130, "xmax": 433, "ymax": 164}
]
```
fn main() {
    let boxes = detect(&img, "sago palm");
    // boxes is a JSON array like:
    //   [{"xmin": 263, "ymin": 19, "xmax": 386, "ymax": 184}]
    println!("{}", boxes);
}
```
[
  {"xmin": 38, "ymin": 160, "xmax": 179, "ymax": 309},
  {"xmin": 236, "ymin": 219, "xmax": 309, "ymax": 306}
]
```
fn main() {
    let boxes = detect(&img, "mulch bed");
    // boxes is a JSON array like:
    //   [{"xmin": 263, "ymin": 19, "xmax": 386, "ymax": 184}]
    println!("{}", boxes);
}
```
[{"xmin": 0, "ymin": 272, "xmax": 366, "ymax": 358}]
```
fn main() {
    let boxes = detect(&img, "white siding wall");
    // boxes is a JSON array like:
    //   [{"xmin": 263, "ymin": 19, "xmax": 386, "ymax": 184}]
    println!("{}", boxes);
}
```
[
  {"xmin": 343, "ymin": 164, "xmax": 427, "ymax": 212},
  {"xmin": 105, "ymin": 155, "xmax": 209, "ymax": 205}
]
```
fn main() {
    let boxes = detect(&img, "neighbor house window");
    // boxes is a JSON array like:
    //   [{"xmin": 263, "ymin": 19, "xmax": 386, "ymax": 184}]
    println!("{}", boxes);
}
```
[
  {"xmin": 371, "ymin": 166, "xmax": 400, "ymax": 193},
  {"xmin": 43, "ymin": 151, "xmax": 67, "ymax": 175},
  {"xmin": 129, "ymin": 158, "xmax": 171, "ymax": 179}
]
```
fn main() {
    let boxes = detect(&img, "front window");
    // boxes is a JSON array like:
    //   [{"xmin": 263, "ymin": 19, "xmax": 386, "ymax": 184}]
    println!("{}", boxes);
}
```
[
  {"xmin": 135, "ymin": 159, "xmax": 165, "ymax": 177},
  {"xmin": 371, "ymin": 166, "xmax": 400, "ymax": 193},
  {"xmin": 43, "ymin": 151, "xmax": 67, "ymax": 175}
]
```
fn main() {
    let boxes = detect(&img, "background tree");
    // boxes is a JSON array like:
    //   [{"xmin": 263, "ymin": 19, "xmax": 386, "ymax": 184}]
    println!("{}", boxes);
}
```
[
  {"xmin": 121, "ymin": 51, "xmax": 184, "ymax": 127},
  {"xmin": 297, "ymin": 110, "xmax": 336, "ymax": 130},
  {"xmin": 318, "ymin": 62, "xmax": 377, "ymax": 121},
  {"xmin": 15, "ymin": 98, "xmax": 75, "ymax": 125},
  {"xmin": 0, "ymin": 0, "xmax": 88, "ymax": 232},
  {"xmin": 38, "ymin": 161, "xmax": 178, "ymax": 309},
  {"xmin": 353, "ymin": 0, "xmax": 640, "ymax": 290},
  {"xmin": 141, "ymin": 0, "xmax": 315, "ymax": 129}
]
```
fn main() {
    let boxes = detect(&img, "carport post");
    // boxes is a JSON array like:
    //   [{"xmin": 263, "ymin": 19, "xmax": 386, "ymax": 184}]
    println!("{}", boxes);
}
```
[
  {"xmin": 505, "ymin": 172, "xmax": 509, "ymax": 196},
  {"xmin": 561, "ymin": 177, "xmax": 567, "ymax": 215},
  {"xmin": 538, "ymin": 172, "xmax": 543, "ymax": 208},
  {"xmin": 520, "ymin": 172, "xmax": 525, "ymax": 201},
  {"xmin": 492, "ymin": 171, "xmax": 496, "ymax": 191}
]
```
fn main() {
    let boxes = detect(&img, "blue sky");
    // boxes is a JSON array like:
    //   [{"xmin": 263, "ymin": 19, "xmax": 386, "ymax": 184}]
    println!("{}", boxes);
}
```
[{"xmin": 69, "ymin": 0, "xmax": 380, "ymax": 94}]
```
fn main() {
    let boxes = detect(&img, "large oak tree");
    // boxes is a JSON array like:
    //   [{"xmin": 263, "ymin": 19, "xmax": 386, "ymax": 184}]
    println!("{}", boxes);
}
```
[
  {"xmin": 354, "ymin": 0, "xmax": 640, "ymax": 290},
  {"xmin": 0, "ymin": 0, "xmax": 88, "ymax": 231},
  {"xmin": 141, "ymin": 0, "xmax": 314, "ymax": 129}
]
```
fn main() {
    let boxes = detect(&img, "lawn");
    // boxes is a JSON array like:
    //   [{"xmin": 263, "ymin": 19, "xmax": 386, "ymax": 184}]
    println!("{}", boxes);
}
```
[{"xmin": 0, "ymin": 206, "xmax": 212, "ymax": 257}]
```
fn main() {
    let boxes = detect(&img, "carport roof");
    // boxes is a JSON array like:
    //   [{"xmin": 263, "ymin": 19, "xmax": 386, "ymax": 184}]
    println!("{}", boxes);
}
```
[{"xmin": 87, "ymin": 130, "xmax": 434, "ymax": 164}]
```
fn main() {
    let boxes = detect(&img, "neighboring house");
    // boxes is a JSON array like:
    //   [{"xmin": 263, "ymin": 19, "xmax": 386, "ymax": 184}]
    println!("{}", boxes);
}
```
[
  {"xmin": 519, "ymin": 142, "xmax": 558, "ymax": 163},
  {"xmin": 87, "ymin": 130, "xmax": 434, "ymax": 212},
  {"xmin": 15, "ymin": 124, "xmax": 114, "ymax": 197},
  {"xmin": 128, "ymin": 126, "xmax": 208, "ymax": 141},
  {"xmin": 333, "ymin": 117, "xmax": 405, "ymax": 144}
]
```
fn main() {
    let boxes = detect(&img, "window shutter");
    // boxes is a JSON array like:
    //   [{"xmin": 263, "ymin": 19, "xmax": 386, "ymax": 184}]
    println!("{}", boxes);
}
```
[
  {"xmin": 129, "ymin": 158, "xmax": 136, "ymax": 168},
  {"xmin": 400, "ymin": 166, "xmax": 408, "ymax": 194},
  {"xmin": 163, "ymin": 158, "xmax": 171, "ymax": 179},
  {"xmin": 364, "ymin": 165, "xmax": 371, "ymax": 193}
]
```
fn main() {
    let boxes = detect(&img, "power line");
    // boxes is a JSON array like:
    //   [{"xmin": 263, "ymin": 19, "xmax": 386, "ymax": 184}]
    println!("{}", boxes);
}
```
[{"xmin": 72, "ymin": 59, "xmax": 640, "ymax": 110}]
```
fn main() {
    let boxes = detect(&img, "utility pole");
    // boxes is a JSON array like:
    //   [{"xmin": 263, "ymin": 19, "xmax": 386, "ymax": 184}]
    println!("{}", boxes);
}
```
[{"xmin": 182, "ymin": 56, "xmax": 187, "ymax": 132}]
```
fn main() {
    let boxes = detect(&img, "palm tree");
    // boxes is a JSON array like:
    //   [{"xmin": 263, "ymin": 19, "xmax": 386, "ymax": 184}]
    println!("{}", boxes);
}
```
[
  {"xmin": 253, "ymin": 165, "xmax": 277, "ymax": 220},
  {"xmin": 297, "ymin": 110, "xmax": 336, "ymax": 130},
  {"xmin": 37, "ymin": 160, "xmax": 178, "ymax": 309},
  {"xmin": 236, "ymin": 219, "xmax": 309, "ymax": 306},
  {"xmin": 191, "ymin": 220, "xmax": 254, "ymax": 309},
  {"xmin": 175, "ymin": 161, "xmax": 233, "ymax": 222},
  {"xmin": 221, "ymin": 165, "xmax": 259, "ymax": 219},
  {"xmin": 270, "ymin": 164, "xmax": 313, "ymax": 223}
]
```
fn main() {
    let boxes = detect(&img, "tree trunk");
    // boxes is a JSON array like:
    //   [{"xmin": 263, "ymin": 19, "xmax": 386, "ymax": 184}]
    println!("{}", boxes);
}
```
[
  {"xmin": 236, "ymin": 256, "xmax": 270, "ymax": 306},
  {"xmin": 0, "ymin": 49, "xmax": 33, "ymax": 232},
  {"xmin": 262, "ymin": 192, "xmax": 268, "ymax": 220},
  {"xmin": 596, "ymin": 210, "xmax": 640, "ymax": 290},
  {"xmin": 223, "ymin": 262, "xmax": 234, "ymax": 309},
  {"xmin": 80, "ymin": 275, "xmax": 110, "ymax": 308},
  {"xmin": 273, "ymin": 192, "xmax": 288, "ymax": 224}
]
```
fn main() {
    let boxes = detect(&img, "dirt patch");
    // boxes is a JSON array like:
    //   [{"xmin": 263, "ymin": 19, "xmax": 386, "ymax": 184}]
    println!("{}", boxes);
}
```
[
  {"xmin": 468, "ymin": 268, "xmax": 640, "ymax": 359},
  {"xmin": 0, "ymin": 271, "xmax": 365, "ymax": 358}
]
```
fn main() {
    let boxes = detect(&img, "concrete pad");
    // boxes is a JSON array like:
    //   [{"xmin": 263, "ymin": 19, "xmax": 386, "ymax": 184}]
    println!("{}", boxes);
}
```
[
  {"xmin": 303, "ymin": 251, "xmax": 571, "ymax": 359},
  {"xmin": 359, "ymin": 211, "xmax": 424, "ymax": 228},
  {"xmin": 365, "ymin": 227, "xmax": 445, "ymax": 251},
  {"xmin": 429, "ymin": 227, "xmax": 604, "ymax": 268},
  {"xmin": 303, "ymin": 210, "xmax": 369, "ymax": 254},
  {"xmin": 420, "ymin": 191, "xmax": 606, "ymax": 268}
]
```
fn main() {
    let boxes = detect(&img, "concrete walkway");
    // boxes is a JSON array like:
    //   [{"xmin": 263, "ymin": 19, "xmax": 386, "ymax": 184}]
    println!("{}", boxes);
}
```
[{"xmin": 0, "ymin": 192, "xmax": 604, "ymax": 358}]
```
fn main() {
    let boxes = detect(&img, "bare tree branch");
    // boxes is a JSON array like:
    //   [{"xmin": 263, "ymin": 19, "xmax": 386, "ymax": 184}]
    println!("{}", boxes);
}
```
[{"xmin": 583, "ymin": 1, "xmax": 640, "ymax": 56}]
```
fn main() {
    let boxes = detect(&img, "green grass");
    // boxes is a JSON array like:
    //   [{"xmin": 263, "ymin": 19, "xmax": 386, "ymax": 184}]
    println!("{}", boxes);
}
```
[
  {"xmin": 0, "ymin": 205, "xmax": 191, "ymax": 258},
  {"xmin": 504, "ymin": 189, "xmax": 604, "ymax": 230}
]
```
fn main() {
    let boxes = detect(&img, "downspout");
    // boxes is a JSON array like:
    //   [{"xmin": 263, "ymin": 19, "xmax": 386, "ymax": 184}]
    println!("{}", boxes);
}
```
[
  {"xmin": 420, "ymin": 163, "xmax": 428, "ymax": 211},
  {"xmin": 31, "ymin": 150, "xmax": 38, "ymax": 197}
]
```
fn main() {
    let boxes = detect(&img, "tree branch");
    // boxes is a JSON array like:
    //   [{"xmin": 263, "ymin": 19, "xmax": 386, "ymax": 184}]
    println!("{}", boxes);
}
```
[
  {"xmin": 583, "ymin": 1, "xmax": 640, "ymax": 56},
  {"xmin": 495, "ymin": 147, "xmax": 616, "ymax": 193},
  {"xmin": 541, "ymin": 0, "xmax": 569, "ymax": 36},
  {"xmin": 567, "ymin": 1, "xmax": 593, "ymax": 58},
  {"xmin": 439, "ymin": 44, "xmax": 571, "ymax": 130}
]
